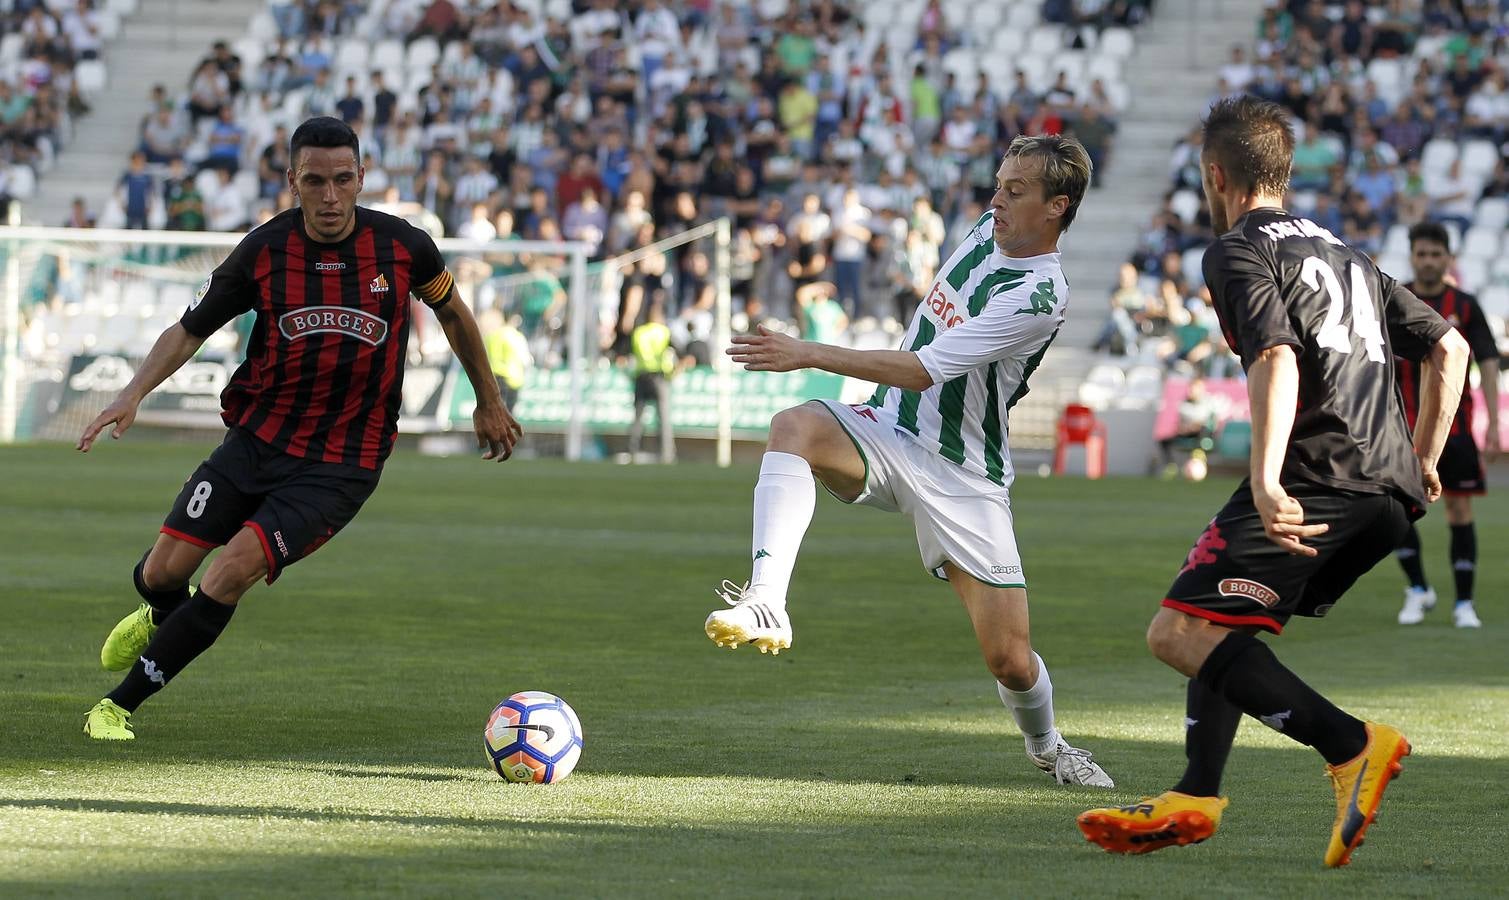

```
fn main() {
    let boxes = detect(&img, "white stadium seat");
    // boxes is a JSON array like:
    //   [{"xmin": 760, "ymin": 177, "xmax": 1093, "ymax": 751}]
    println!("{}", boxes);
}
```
[
  {"xmin": 0, "ymin": 33, "xmax": 24, "ymax": 64},
  {"xmin": 371, "ymin": 40, "xmax": 405, "ymax": 72},
  {"xmin": 336, "ymin": 40, "xmax": 371, "ymax": 74},
  {"xmin": 1170, "ymin": 189, "xmax": 1200, "ymax": 224},
  {"xmin": 1479, "ymin": 286, "xmax": 1509, "ymax": 318},
  {"xmin": 406, "ymin": 36, "xmax": 441, "ymax": 72},
  {"xmin": 1420, "ymin": 139, "xmax": 1458, "ymax": 177},
  {"xmin": 6, "ymin": 164, "xmax": 36, "ymax": 200},
  {"xmin": 991, "ymin": 29, "xmax": 1025, "ymax": 57},
  {"xmin": 1462, "ymin": 226, "xmax": 1501, "ymax": 261},
  {"xmin": 1382, "ymin": 224, "xmax": 1411, "ymax": 258},
  {"xmin": 1474, "ymin": 197, "xmax": 1509, "ymax": 231},
  {"xmin": 74, "ymin": 60, "xmax": 107, "ymax": 94},
  {"xmin": 1099, "ymin": 27, "xmax": 1134, "ymax": 59},
  {"xmin": 1086, "ymin": 53, "xmax": 1121, "ymax": 84},
  {"xmin": 972, "ymin": 4, "xmax": 1004, "ymax": 31},
  {"xmin": 1457, "ymin": 258, "xmax": 1489, "ymax": 292},
  {"xmin": 1183, "ymin": 246, "xmax": 1207, "ymax": 287},
  {"xmin": 1460, "ymin": 140, "xmax": 1499, "ymax": 179},
  {"xmin": 1006, "ymin": 3, "xmax": 1038, "ymax": 30},
  {"xmin": 1029, "ymin": 25, "xmax": 1064, "ymax": 55}
]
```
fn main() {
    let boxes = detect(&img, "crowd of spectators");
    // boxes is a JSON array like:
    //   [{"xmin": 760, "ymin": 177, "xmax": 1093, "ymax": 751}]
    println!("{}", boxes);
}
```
[
  {"xmin": 0, "ymin": 0, "xmax": 104, "ymax": 221},
  {"xmin": 1104, "ymin": 0, "xmax": 1509, "ymax": 378},
  {"xmin": 101, "ymin": 0, "xmax": 1146, "ymax": 362}
]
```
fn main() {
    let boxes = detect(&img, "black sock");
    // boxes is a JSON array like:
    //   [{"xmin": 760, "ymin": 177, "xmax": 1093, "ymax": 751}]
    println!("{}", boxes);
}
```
[
  {"xmin": 134, "ymin": 553, "xmax": 192, "ymax": 625},
  {"xmin": 106, "ymin": 590, "xmax": 235, "ymax": 712},
  {"xmin": 1450, "ymin": 522, "xmax": 1476, "ymax": 605},
  {"xmin": 1170, "ymin": 678, "xmax": 1244, "ymax": 797},
  {"xmin": 1395, "ymin": 524, "xmax": 1428, "ymax": 590},
  {"xmin": 1196, "ymin": 632, "xmax": 1367, "ymax": 766}
]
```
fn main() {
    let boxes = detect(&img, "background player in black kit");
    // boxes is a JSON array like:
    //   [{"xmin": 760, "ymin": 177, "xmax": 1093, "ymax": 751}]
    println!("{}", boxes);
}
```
[
  {"xmin": 1077, "ymin": 98, "xmax": 1470, "ymax": 867},
  {"xmin": 77, "ymin": 117, "xmax": 522, "ymax": 741},
  {"xmin": 1393, "ymin": 223, "xmax": 1498, "ymax": 630}
]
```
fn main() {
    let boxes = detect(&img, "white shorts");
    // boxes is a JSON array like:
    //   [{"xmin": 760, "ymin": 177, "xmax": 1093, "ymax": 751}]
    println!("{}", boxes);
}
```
[{"xmin": 814, "ymin": 400, "xmax": 1025, "ymax": 588}]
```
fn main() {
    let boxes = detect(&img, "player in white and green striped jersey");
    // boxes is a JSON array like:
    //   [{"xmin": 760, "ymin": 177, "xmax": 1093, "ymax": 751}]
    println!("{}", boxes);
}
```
[{"xmin": 705, "ymin": 135, "xmax": 1114, "ymax": 787}]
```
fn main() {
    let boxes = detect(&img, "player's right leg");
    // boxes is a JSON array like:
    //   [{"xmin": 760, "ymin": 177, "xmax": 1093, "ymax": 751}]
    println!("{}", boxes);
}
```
[
  {"xmin": 705, "ymin": 401, "xmax": 867, "ymax": 654},
  {"xmin": 99, "ymin": 535, "xmax": 211, "ymax": 671},
  {"xmin": 87, "ymin": 431, "xmax": 259, "ymax": 740}
]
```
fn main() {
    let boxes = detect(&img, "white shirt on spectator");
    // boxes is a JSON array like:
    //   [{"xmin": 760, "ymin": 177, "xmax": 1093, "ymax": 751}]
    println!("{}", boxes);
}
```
[
  {"xmin": 635, "ymin": 5, "xmax": 680, "ymax": 59},
  {"xmin": 1426, "ymin": 168, "xmax": 1478, "ymax": 218},
  {"xmin": 455, "ymin": 170, "xmax": 500, "ymax": 207},
  {"xmin": 63, "ymin": 7, "xmax": 102, "ymax": 56},
  {"xmin": 206, "ymin": 179, "xmax": 246, "ymax": 232},
  {"xmin": 1220, "ymin": 61, "xmax": 1254, "ymax": 92},
  {"xmin": 830, "ymin": 203, "xmax": 873, "ymax": 262}
]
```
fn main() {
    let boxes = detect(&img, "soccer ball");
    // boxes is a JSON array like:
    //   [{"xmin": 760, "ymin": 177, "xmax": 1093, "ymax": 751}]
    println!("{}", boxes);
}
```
[{"xmin": 484, "ymin": 691, "xmax": 584, "ymax": 783}]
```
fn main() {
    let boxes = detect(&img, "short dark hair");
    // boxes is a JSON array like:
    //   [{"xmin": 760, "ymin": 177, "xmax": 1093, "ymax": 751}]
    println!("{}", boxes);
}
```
[
  {"xmin": 1201, "ymin": 96, "xmax": 1294, "ymax": 197},
  {"xmin": 1408, "ymin": 221, "xmax": 1452, "ymax": 253},
  {"xmin": 289, "ymin": 116, "xmax": 359, "ymax": 169}
]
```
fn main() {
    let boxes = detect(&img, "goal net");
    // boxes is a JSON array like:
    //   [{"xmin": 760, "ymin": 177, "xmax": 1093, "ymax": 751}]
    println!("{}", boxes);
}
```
[{"xmin": 0, "ymin": 221, "xmax": 768, "ymax": 464}]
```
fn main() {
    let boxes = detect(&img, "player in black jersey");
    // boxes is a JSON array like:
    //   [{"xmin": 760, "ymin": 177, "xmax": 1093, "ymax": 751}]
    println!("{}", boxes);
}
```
[
  {"xmin": 76, "ymin": 117, "xmax": 522, "ymax": 741},
  {"xmin": 1078, "ymin": 98, "xmax": 1470, "ymax": 867},
  {"xmin": 1393, "ymin": 223, "xmax": 1498, "ymax": 629}
]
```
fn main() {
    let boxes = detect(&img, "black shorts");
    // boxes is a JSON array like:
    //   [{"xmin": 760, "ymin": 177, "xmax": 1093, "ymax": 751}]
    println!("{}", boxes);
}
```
[
  {"xmin": 633, "ymin": 372, "xmax": 666, "ymax": 403},
  {"xmin": 1438, "ymin": 431, "xmax": 1486, "ymax": 496},
  {"xmin": 161, "ymin": 427, "xmax": 382, "ymax": 584},
  {"xmin": 1163, "ymin": 480, "xmax": 1410, "ymax": 634}
]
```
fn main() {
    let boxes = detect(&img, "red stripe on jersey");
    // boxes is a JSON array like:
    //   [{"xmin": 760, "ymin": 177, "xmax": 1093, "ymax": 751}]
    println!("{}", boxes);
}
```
[
  {"xmin": 1160, "ymin": 599, "xmax": 1284, "ymax": 634},
  {"xmin": 1398, "ymin": 358, "xmax": 1418, "ymax": 430},
  {"xmin": 234, "ymin": 245, "xmax": 277, "ymax": 431},
  {"xmin": 321, "ymin": 228, "xmax": 381, "ymax": 463},
  {"xmin": 255, "ymin": 229, "xmax": 308, "ymax": 445},
  {"xmin": 359, "ymin": 239, "xmax": 411, "ymax": 468},
  {"xmin": 286, "ymin": 246, "xmax": 350, "ymax": 458}
]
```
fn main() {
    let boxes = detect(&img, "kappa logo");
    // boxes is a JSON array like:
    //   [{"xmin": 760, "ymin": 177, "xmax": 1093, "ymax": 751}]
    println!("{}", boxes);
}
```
[
  {"xmin": 369, "ymin": 273, "xmax": 390, "ymax": 293},
  {"xmin": 1259, "ymin": 709, "xmax": 1292, "ymax": 731},
  {"xmin": 273, "ymin": 529, "xmax": 289, "ymax": 558},
  {"xmin": 316, "ymin": 261, "xmax": 347, "ymax": 271},
  {"xmin": 991, "ymin": 564, "xmax": 1022, "ymax": 575},
  {"xmin": 1219, "ymin": 578, "xmax": 1280, "ymax": 608},
  {"xmin": 278, "ymin": 307, "xmax": 390, "ymax": 346},
  {"xmin": 142, "ymin": 657, "xmax": 166, "ymax": 685},
  {"xmin": 1179, "ymin": 522, "xmax": 1228, "ymax": 575},
  {"xmin": 753, "ymin": 549, "xmax": 772, "ymax": 561}
]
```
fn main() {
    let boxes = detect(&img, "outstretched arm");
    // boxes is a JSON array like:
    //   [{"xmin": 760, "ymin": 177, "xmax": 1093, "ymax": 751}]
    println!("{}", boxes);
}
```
[
  {"xmin": 728, "ymin": 325, "xmax": 933, "ymax": 391},
  {"xmin": 434, "ymin": 296, "xmax": 523, "ymax": 461},
  {"xmin": 78, "ymin": 323, "xmax": 206, "ymax": 451}
]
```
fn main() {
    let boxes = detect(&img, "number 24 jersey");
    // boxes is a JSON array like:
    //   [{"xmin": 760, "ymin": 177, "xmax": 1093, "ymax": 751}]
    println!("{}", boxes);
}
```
[{"xmin": 1202, "ymin": 207, "xmax": 1451, "ymax": 514}]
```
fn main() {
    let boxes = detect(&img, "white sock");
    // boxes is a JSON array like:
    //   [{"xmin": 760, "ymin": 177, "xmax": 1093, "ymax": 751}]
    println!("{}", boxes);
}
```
[
  {"xmin": 748, "ymin": 451, "xmax": 815, "ymax": 606},
  {"xmin": 998, "ymin": 653, "xmax": 1060, "ymax": 755}
]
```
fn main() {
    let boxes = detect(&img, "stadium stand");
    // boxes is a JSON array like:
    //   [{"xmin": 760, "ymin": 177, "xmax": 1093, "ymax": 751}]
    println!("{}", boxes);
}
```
[
  {"xmin": 61, "ymin": 0, "xmax": 1153, "ymax": 350},
  {"xmin": 0, "ymin": 0, "xmax": 126, "ymax": 222},
  {"xmin": 1089, "ymin": 0, "xmax": 1509, "ymax": 420}
]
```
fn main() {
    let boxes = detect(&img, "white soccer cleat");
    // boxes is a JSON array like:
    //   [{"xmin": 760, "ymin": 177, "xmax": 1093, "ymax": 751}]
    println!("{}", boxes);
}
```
[
  {"xmin": 1397, "ymin": 586, "xmax": 1436, "ymax": 625},
  {"xmin": 1029, "ymin": 738, "xmax": 1114, "ymax": 788},
  {"xmin": 704, "ymin": 580, "xmax": 791, "ymax": 655},
  {"xmin": 1453, "ymin": 601, "xmax": 1482, "ymax": 629}
]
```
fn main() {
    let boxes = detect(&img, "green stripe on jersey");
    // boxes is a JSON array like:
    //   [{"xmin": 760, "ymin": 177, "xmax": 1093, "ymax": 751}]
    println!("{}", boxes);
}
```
[
  {"xmin": 937, "ymin": 374, "xmax": 970, "ymax": 463},
  {"xmin": 982, "ymin": 361, "xmax": 1005, "ymax": 484},
  {"xmin": 1005, "ymin": 327, "xmax": 1060, "ymax": 413},
  {"xmin": 968, "ymin": 269, "xmax": 1028, "ymax": 316},
  {"xmin": 897, "ymin": 318, "xmax": 937, "ymax": 434},
  {"xmin": 946, "ymin": 241, "xmax": 993, "ymax": 292},
  {"xmin": 865, "ymin": 384, "xmax": 888, "ymax": 408}
]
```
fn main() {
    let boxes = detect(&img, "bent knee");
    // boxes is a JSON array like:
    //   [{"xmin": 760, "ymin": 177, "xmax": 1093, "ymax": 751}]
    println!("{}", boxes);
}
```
[
  {"xmin": 1145, "ymin": 616, "xmax": 1183, "ymax": 666},
  {"xmin": 766, "ymin": 405, "xmax": 828, "ymax": 458}
]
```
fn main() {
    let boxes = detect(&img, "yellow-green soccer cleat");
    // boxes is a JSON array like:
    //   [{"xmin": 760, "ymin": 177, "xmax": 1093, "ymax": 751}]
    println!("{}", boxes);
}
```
[
  {"xmin": 1323, "ymin": 721, "xmax": 1410, "ymax": 867},
  {"xmin": 83, "ymin": 699, "xmax": 134, "ymax": 741},
  {"xmin": 101, "ymin": 602, "xmax": 157, "ymax": 671},
  {"xmin": 1077, "ymin": 791, "xmax": 1229, "ymax": 854}
]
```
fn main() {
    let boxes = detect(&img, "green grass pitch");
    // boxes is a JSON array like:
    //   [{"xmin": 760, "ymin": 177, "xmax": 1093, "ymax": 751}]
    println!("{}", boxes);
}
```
[{"xmin": 2, "ymin": 442, "xmax": 1506, "ymax": 897}]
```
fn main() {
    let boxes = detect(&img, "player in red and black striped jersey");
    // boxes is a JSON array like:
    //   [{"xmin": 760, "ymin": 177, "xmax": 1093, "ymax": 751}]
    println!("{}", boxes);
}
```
[
  {"xmin": 77, "ymin": 117, "xmax": 521, "ymax": 741},
  {"xmin": 1393, "ymin": 223, "xmax": 1499, "ymax": 629}
]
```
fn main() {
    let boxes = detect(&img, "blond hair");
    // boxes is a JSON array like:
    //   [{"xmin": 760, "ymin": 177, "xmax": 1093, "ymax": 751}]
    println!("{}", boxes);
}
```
[{"xmin": 1003, "ymin": 134, "xmax": 1093, "ymax": 232}]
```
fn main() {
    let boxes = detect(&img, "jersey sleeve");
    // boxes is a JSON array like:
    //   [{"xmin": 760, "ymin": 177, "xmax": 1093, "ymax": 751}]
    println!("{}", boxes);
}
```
[
  {"xmin": 913, "ymin": 277, "xmax": 1060, "ymax": 384},
  {"xmin": 1459, "ymin": 293, "xmax": 1499, "ymax": 363},
  {"xmin": 180, "ymin": 238, "xmax": 260, "ymax": 338},
  {"xmin": 405, "ymin": 224, "xmax": 455, "ymax": 309},
  {"xmin": 1203, "ymin": 235, "xmax": 1301, "ymax": 370},
  {"xmin": 1380, "ymin": 273, "xmax": 1451, "ymax": 362}
]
